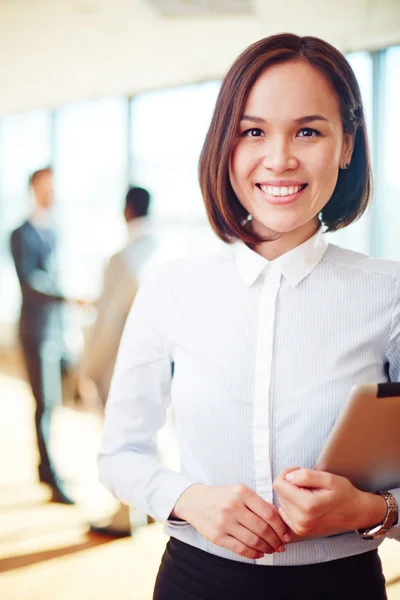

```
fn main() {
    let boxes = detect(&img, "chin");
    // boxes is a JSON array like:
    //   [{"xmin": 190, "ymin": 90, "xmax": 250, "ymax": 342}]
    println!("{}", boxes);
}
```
[{"xmin": 252, "ymin": 219, "xmax": 304, "ymax": 237}]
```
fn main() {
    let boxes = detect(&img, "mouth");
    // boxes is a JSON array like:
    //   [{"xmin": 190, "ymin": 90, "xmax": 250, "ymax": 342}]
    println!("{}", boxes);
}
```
[{"xmin": 255, "ymin": 183, "xmax": 308, "ymax": 205}]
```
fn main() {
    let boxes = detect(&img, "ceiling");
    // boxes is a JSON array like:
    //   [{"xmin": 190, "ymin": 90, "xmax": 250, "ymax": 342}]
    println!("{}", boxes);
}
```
[{"xmin": 0, "ymin": 0, "xmax": 399, "ymax": 115}]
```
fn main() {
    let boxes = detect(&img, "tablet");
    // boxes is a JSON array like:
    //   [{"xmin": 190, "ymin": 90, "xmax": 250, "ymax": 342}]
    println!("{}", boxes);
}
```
[{"xmin": 314, "ymin": 383, "xmax": 400, "ymax": 492}]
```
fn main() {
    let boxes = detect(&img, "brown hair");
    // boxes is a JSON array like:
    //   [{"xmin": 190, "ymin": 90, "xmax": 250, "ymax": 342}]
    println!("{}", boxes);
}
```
[{"xmin": 199, "ymin": 33, "xmax": 372, "ymax": 245}]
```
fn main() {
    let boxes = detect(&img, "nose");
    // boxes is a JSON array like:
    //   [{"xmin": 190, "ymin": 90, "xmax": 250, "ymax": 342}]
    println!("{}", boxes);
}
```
[{"xmin": 261, "ymin": 137, "xmax": 298, "ymax": 173}]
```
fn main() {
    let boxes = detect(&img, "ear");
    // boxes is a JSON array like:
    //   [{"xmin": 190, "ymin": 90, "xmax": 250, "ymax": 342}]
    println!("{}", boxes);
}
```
[{"xmin": 340, "ymin": 130, "xmax": 356, "ymax": 169}]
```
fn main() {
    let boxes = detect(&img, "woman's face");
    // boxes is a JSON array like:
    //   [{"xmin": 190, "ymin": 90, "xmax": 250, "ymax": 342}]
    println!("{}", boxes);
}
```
[{"xmin": 229, "ymin": 60, "xmax": 354, "ymax": 242}]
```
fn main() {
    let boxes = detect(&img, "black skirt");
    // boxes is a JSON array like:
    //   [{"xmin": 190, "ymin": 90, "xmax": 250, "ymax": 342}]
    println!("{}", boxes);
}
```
[{"xmin": 153, "ymin": 537, "xmax": 387, "ymax": 600}]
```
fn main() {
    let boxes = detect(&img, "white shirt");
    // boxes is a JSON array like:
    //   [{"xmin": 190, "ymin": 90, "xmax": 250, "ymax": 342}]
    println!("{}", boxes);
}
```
[
  {"xmin": 82, "ymin": 218, "xmax": 157, "ymax": 404},
  {"xmin": 29, "ymin": 208, "xmax": 54, "ymax": 231},
  {"xmin": 126, "ymin": 216, "xmax": 153, "ymax": 244},
  {"xmin": 98, "ymin": 229, "xmax": 400, "ymax": 566}
]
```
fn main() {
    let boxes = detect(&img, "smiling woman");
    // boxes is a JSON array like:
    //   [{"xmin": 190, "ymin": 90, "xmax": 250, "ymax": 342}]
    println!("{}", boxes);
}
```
[
  {"xmin": 98, "ymin": 33, "xmax": 399, "ymax": 600},
  {"xmin": 200, "ymin": 34, "xmax": 371, "ymax": 254}
]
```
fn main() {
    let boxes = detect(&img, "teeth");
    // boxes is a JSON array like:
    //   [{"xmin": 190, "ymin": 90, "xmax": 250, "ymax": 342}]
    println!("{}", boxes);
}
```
[{"xmin": 260, "ymin": 185, "xmax": 303, "ymax": 197}]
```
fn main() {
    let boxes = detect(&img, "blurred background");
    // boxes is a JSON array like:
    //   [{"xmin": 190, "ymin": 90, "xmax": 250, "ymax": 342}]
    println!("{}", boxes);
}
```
[{"xmin": 0, "ymin": 1, "xmax": 400, "ymax": 599}]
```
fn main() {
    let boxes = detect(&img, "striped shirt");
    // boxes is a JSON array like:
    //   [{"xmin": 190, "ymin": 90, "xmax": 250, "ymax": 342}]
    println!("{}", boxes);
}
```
[{"xmin": 98, "ymin": 228, "xmax": 400, "ymax": 566}]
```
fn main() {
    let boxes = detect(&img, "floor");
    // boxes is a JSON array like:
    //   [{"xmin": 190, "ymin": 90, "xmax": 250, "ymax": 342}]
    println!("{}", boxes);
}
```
[{"xmin": 0, "ymin": 351, "xmax": 399, "ymax": 600}]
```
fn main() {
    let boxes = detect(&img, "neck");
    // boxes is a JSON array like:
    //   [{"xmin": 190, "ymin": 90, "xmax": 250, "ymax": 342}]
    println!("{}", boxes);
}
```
[
  {"xmin": 252, "ymin": 219, "xmax": 320, "ymax": 261},
  {"xmin": 30, "ymin": 206, "xmax": 52, "ymax": 228},
  {"xmin": 127, "ymin": 216, "xmax": 149, "ymax": 240}
]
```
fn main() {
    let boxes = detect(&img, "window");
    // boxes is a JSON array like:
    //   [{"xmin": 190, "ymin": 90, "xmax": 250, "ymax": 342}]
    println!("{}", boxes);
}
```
[
  {"xmin": 130, "ymin": 81, "xmax": 221, "ymax": 222},
  {"xmin": 373, "ymin": 46, "xmax": 400, "ymax": 260},
  {"xmin": 54, "ymin": 97, "xmax": 129, "ymax": 298},
  {"xmin": 326, "ymin": 52, "xmax": 373, "ymax": 255},
  {"xmin": 130, "ymin": 82, "xmax": 222, "ymax": 259}
]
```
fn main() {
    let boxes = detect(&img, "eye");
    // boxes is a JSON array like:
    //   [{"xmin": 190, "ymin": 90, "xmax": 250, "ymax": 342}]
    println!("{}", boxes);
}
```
[
  {"xmin": 241, "ymin": 128, "xmax": 264, "ymax": 138},
  {"xmin": 297, "ymin": 128, "xmax": 321, "ymax": 138}
]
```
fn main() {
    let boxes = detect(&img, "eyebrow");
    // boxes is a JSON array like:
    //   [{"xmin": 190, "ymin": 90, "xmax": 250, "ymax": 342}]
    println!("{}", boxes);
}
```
[{"xmin": 241, "ymin": 114, "xmax": 329, "ymax": 124}]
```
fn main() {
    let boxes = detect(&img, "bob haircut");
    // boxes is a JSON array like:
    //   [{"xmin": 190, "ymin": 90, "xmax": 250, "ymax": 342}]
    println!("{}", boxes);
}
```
[{"xmin": 199, "ymin": 33, "xmax": 372, "ymax": 245}]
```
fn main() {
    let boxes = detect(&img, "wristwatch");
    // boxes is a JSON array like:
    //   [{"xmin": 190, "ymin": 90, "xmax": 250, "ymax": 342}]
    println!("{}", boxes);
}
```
[{"xmin": 357, "ymin": 491, "xmax": 399, "ymax": 540}]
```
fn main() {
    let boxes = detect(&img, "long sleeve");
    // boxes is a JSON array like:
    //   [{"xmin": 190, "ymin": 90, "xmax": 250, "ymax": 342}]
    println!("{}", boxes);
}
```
[
  {"xmin": 10, "ymin": 228, "xmax": 64, "ymax": 304},
  {"xmin": 97, "ymin": 267, "xmax": 195, "ymax": 523},
  {"xmin": 385, "ymin": 272, "xmax": 400, "ymax": 539}
]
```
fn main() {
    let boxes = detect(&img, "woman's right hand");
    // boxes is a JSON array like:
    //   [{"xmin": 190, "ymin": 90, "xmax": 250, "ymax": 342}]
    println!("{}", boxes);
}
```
[{"xmin": 171, "ymin": 483, "xmax": 291, "ymax": 560}]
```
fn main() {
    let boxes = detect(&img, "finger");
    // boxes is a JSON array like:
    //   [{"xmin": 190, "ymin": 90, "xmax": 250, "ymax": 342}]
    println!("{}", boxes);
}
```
[
  {"xmin": 272, "ymin": 467, "xmax": 301, "ymax": 494},
  {"xmin": 244, "ymin": 494, "xmax": 291, "ymax": 542},
  {"xmin": 283, "ymin": 468, "xmax": 336, "ymax": 490},
  {"xmin": 277, "ymin": 495, "xmax": 304, "ymax": 526},
  {"xmin": 278, "ymin": 506, "xmax": 296, "ymax": 531},
  {"xmin": 237, "ymin": 511, "xmax": 285, "ymax": 551},
  {"xmin": 274, "ymin": 466, "xmax": 301, "ymax": 483},
  {"xmin": 230, "ymin": 523, "xmax": 278, "ymax": 555},
  {"xmin": 278, "ymin": 507, "xmax": 304, "ymax": 542},
  {"xmin": 218, "ymin": 534, "xmax": 266, "ymax": 560},
  {"xmin": 274, "ymin": 478, "xmax": 313, "ymax": 505}
]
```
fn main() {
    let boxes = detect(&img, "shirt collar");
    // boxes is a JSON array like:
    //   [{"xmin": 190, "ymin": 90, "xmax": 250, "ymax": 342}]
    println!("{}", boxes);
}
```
[
  {"xmin": 29, "ymin": 208, "xmax": 54, "ymax": 231},
  {"xmin": 235, "ymin": 228, "xmax": 328, "ymax": 287}
]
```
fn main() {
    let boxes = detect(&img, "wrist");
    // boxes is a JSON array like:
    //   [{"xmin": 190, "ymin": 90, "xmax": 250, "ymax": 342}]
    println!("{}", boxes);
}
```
[
  {"xmin": 355, "ymin": 491, "xmax": 387, "ymax": 530},
  {"xmin": 170, "ymin": 483, "xmax": 207, "ymax": 522}
]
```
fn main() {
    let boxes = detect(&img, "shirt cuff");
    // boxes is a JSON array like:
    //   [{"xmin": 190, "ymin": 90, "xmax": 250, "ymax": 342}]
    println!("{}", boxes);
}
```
[
  {"xmin": 147, "ymin": 472, "xmax": 197, "ymax": 524},
  {"xmin": 166, "ymin": 482, "xmax": 202, "ymax": 527}
]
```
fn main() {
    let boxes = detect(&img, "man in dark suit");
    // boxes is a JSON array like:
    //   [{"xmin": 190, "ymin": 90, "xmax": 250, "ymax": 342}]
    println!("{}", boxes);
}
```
[{"xmin": 10, "ymin": 167, "xmax": 78, "ymax": 504}]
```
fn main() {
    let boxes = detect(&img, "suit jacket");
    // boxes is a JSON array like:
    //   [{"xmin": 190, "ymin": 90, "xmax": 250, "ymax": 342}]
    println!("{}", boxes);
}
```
[{"xmin": 10, "ymin": 220, "xmax": 65, "ymax": 342}]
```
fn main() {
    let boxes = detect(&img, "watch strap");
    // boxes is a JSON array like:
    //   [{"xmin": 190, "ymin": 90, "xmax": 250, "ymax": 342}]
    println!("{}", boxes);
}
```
[{"xmin": 357, "ymin": 491, "xmax": 398, "ymax": 540}]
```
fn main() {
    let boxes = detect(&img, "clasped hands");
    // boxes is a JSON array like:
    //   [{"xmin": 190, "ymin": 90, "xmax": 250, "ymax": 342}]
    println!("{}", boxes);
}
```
[
  {"xmin": 172, "ymin": 468, "xmax": 376, "ymax": 560},
  {"xmin": 273, "ymin": 467, "xmax": 366, "ymax": 541}
]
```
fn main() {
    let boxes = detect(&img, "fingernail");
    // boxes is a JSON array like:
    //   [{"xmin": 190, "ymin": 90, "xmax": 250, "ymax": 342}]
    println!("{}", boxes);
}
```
[
  {"xmin": 278, "ymin": 545, "xmax": 286, "ymax": 552},
  {"xmin": 285, "ymin": 473, "xmax": 295, "ymax": 481},
  {"xmin": 283, "ymin": 533, "xmax": 291, "ymax": 542}
]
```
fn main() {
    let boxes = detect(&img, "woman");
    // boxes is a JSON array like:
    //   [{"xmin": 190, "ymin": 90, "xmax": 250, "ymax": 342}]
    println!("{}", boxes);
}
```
[{"xmin": 98, "ymin": 34, "xmax": 400, "ymax": 599}]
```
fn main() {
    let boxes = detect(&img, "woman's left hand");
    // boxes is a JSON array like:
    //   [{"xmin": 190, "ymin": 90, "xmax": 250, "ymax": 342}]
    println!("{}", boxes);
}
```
[{"xmin": 273, "ymin": 468, "xmax": 386, "ymax": 539}]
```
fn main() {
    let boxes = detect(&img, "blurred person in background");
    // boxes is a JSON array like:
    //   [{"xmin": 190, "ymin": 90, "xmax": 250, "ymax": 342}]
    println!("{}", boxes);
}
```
[
  {"xmin": 81, "ymin": 185, "xmax": 157, "ymax": 536},
  {"xmin": 10, "ymin": 167, "xmax": 83, "ymax": 505}
]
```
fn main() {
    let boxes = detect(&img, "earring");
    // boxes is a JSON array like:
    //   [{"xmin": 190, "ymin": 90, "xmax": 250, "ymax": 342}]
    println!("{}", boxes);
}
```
[{"xmin": 343, "ymin": 162, "xmax": 350, "ymax": 170}]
